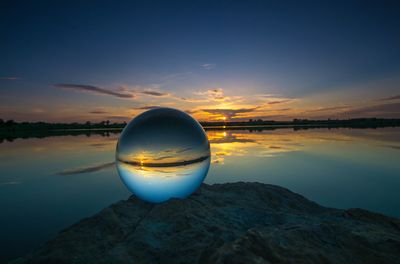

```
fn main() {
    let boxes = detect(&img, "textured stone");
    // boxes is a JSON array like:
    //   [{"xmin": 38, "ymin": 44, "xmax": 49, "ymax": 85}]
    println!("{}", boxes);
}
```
[{"xmin": 13, "ymin": 183, "xmax": 400, "ymax": 264}]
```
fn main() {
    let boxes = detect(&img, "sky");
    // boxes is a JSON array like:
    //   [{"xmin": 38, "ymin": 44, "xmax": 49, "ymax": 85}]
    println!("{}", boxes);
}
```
[{"xmin": 1, "ymin": 0, "xmax": 400, "ymax": 122}]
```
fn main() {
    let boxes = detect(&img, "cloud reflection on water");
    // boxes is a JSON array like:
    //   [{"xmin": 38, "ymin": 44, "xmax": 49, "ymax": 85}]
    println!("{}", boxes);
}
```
[
  {"xmin": 47, "ymin": 128, "xmax": 400, "ymax": 175},
  {"xmin": 207, "ymin": 128, "xmax": 400, "ymax": 164},
  {"xmin": 55, "ymin": 162, "xmax": 115, "ymax": 176}
]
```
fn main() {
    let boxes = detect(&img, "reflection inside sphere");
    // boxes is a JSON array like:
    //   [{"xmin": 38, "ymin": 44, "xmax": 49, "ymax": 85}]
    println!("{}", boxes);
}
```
[{"xmin": 116, "ymin": 108, "xmax": 211, "ymax": 203}]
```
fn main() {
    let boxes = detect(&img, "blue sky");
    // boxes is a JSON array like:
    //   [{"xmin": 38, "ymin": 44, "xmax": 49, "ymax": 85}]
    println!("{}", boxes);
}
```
[{"xmin": 1, "ymin": 0, "xmax": 400, "ymax": 121}]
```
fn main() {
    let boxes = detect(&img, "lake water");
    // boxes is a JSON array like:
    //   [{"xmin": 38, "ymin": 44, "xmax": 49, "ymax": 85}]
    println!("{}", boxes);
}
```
[{"xmin": 1, "ymin": 127, "xmax": 399, "ymax": 262}]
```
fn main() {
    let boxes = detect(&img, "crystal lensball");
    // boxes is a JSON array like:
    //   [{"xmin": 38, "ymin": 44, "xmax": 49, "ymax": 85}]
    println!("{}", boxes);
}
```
[{"xmin": 116, "ymin": 107, "xmax": 211, "ymax": 203}]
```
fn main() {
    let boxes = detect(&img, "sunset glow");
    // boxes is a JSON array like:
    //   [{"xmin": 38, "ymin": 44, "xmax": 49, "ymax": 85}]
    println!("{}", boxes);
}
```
[{"xmin": 1, "ymin": 2, "xmax": 399, "ymax": 123}]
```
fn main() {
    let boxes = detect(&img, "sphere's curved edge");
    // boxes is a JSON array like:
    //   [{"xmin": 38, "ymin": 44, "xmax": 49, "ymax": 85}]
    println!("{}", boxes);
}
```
[{"xmin": 115, "ymin": 107, "xmax": 211, "ymax": 203}]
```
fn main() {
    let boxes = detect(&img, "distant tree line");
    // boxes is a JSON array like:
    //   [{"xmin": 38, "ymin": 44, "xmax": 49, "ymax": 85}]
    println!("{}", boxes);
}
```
[
  {"xmin": 0, "ymin": 119, "xmax": 127, "ymax": 131},
  {"xmin": 1, "ymin": 117, "xmax": 399, "ymax": 144},
  {"xmin": 1, "ymin": 118, "xmax": 399, "ymax": 133},
  {"xmin": 201, "ymin": 118, "xmax": 400, "ymax": 128}
]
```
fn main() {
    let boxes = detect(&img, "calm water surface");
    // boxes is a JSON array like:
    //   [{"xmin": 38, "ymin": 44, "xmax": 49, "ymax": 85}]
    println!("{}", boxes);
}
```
[{"xmin": 1, "ymin": 128, "xmax": 399, "ymax": 262}]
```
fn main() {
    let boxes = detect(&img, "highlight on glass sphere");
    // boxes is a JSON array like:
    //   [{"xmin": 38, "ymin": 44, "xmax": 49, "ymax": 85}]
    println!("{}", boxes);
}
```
[{"xmin": 116, "ymin": 107, "xmax": 211, "ymax": 203}]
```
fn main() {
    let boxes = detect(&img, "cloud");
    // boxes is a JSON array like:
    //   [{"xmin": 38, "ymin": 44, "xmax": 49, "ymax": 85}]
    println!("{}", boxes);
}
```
[
  {"xmin": 133, "ymin": 105, "xmax": 161, "ymax": 110},
  {"xmin": 117, "ymin": 85, "xmax": 130, "ymax": 92},
  {"xmin": 56, "ymin": 83, "xmax": 134, "ymax": 98},
  {"xmin": 344, "ymin": 102, "xmax": 400, "ymax": 117},
  {"xmin": 194, "ymin": 88, "xmax": 233, "ymax": 102},
  {"xmin": 179, "ymin": 91, "xmax": 243, "ymax": 104},
  {"xmin": 0, "ymin": 77, "xmax": 20, "ymax": 80},
  {"xmin": 56, "ymin": 162, "xmax": 115, "ymax": 176},
  {"xmin": 202, "ymin": 107, "xmax": 258, "ymax": 119},
  {"xmin": 378, "ymin": 95, "xmax": 400, "ymax": 101},
  {"xmin": 32, "ymin": 108, "xmax": 45, "ymax": 113},
  {"xmin": 307, "ymin": 106, "xmax": 349, "ymax": 113},
  {"xmin": 89, "ymin": 143, "xmax": 111, "ymax": 148},
  {"xmin": 178, "ymin": 97, "xmax": 208, "ymax": 103},
  {"xmin": 107, "ymin": 116, "xmax": 128, "ymax": 120},
  {"xmin": 151, "ymin": 147, "xmax": 193, "ymax": 161},
  {"xmin": 141, "ymin": 90, "xmax": 169, "ymax": 97},
  {"xmin": 200, "ymin": 63, "xmax": 216, "ymax": 70},
  {"xmin": 133, "ymin": 106, "xmax": 197, "ymax": 115},
  {"xmin": 90, "ymin": 110, "xmax": 108, "ymax": 114},
  {"xmin": 256, "ymin": 93, "xmax": 282, "ymax": 98},
  {"xmin": 206, "ymin": 88, "xmax": 225, "ymax": 100},
  {"xmin": 116, "ymin": 84, "xmax": 172, "ymax": 98},
  {"xmin": 267, "ymin": 99, "xmax": 292, "ymax": 105},
  {"xmin": 184, "ymin": 109, "xmax": 198, "ymax": 115},
  {"xmin": 176, "ymin": 147, "xmax": 192, "ymax": 153}
]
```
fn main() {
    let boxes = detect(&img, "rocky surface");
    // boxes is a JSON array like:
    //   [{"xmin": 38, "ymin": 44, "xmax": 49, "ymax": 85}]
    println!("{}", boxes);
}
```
[{"xmin": 13, "ymin": 182, "xmax": 400, "ymax": 264}]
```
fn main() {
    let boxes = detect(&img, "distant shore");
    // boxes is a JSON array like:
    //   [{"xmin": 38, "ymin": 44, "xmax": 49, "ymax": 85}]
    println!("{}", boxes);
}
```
[
  {"xmin": 1, "ymin": 117, "xmax": 399, "ymax": 131},
  {"xmin": 0, "ymin": 118, "xmax": 399, "ymax": 143}
]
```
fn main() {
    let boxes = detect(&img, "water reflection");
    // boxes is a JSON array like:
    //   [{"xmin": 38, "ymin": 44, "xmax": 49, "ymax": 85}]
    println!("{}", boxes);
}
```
[
  {"xmin": 0, "ymin": 128, "xmax": 399, "ymax": 263},
  {"xmin": 207, "ymin": 128, "xmax": 400, "ymax": 165},
  {"xmin": 56, "ymin": 162, "xmax": 115, "ymax": 176}
]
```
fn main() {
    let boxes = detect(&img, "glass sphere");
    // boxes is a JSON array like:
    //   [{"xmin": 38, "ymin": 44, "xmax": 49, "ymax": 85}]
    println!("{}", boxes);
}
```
[{"xmin": 116, "ymin": 107, "xmax": 211, "ymax": 203}]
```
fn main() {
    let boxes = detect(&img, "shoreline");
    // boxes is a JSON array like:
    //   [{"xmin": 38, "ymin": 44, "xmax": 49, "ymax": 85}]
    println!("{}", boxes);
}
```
[{"xmin": 1, "ymin": 124, "xmax": 399, "ymax": 143}]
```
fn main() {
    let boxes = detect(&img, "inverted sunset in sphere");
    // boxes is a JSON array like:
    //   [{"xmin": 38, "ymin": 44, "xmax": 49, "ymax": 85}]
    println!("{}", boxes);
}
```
[{"xmin": 116, "ymin": 108, "xmax": 211, "ymax": 203}]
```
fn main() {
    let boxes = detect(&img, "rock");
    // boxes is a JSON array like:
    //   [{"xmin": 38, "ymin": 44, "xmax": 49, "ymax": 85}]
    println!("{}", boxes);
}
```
[{"xmin": 12, "ymin": 182, "xmax": 400, "ymax": 264}]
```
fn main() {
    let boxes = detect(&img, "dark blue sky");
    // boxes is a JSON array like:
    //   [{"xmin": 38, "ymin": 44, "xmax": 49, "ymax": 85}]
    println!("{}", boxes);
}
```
[{"xmin": 1, "ymin": 0, "xmax": 399, "ymax": 121}]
